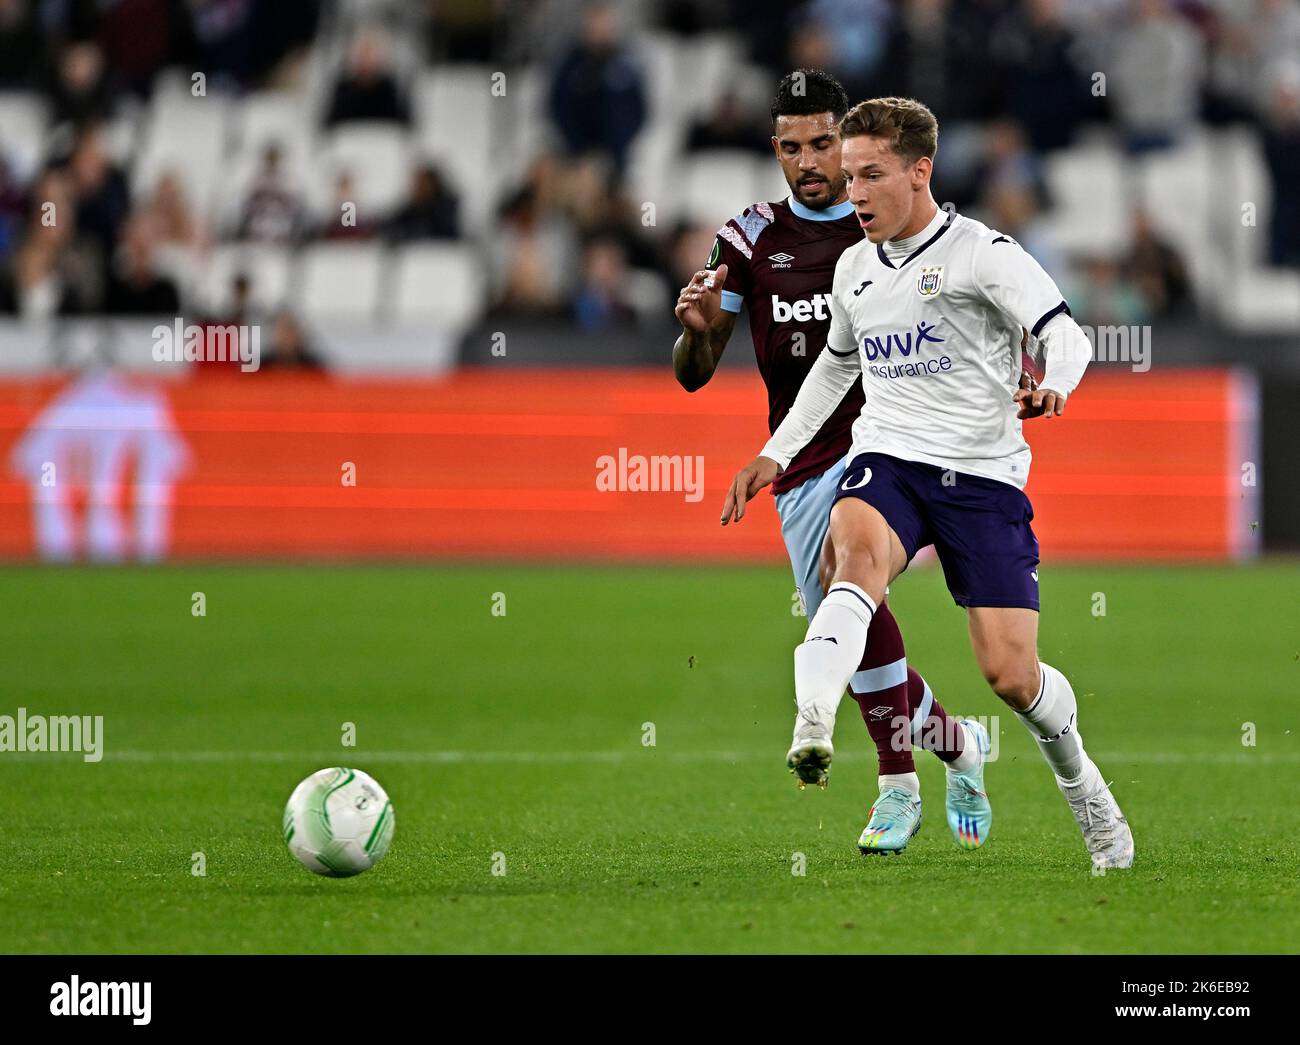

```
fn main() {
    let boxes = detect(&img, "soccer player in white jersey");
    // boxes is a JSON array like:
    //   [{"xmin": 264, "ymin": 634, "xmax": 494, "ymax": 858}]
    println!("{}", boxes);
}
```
[{"xmin": 721, "ymin": 97, "xmax": 1134, "ymax": 870}]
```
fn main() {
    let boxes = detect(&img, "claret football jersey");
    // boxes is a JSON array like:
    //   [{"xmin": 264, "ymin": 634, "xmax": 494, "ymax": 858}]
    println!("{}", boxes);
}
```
[{"xmin": 708, "ymin": 197, "xmax": 865, "ymax": 496}]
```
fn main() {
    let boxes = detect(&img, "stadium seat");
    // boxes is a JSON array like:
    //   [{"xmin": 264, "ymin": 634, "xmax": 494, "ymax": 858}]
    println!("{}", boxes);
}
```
[
  {"xmin": 1220, "ymin": 126, "xmax": 1274, "ymax": 273},
  {"xmin": 1135, "ymin": 130, "xmax": 1214, "ymax": 303},
  {"xmin": 624, "ymin": 267, "xmax": 671, "ymax": 325},
  {"xmin": 413, "ymin": 66, "xmax": 495, "ymax": 233},
  {"xmin": 313, "ymin": 122, "xmax": 412, "ymax": 225},
  {"xmin": 1219, "ymin": 268, "xmax": 1300, "ymax": 332},
  {"xmin": 626, "ymin": 121, "xmax": 683, "ymax": 226},
  {"xmin": 152, "ymin": 243, "xmax": 203, "ymax": 308},
  {"xmin": 637, "ymin": 31, "xmax": 684, "ymax": 124},
  {"xmin": 213, "ymin": 90, "xmax": 316, "ymax": 235},
  {"xmin": 236, "ymin": 91, "xmax": 317, "ymax": 164},
  {"xmin": 681, "ymin": 150, "xmax": 762, "ymax": 225},
  {"xmin": 751, "ymin": 154, "xmax": 791, "ymax": 208},
  {"xmin": 387, "ymin": 243, "xmax": 486, "ymax": 332},
  {"xmin": 300, "ymin": 35, "xmax": 347, "ymax": 126},
  {"xmin": 132, "ymin": 79, "xmax": 232, "ymax": 219},
  {"xmin": 0, "ymin": 91, "xmax": 50, "ymax": 182},
  {"xmin": 1038, "ymin": 141, "xmax": 1132, "ymax": 258},
  {"xmin": 507, "ymin": 67, "xmax": 552, "ymax": 175},
  {"xmin": 200, "ymin": 243, "xmax": 294, "ymax": 316},
  {"xmin": 294, "ymin": 242, "xmax": 386, "ymax": 323},
  {"xmin": 681, "ymin": 33, "xmax": 745, "ymax": 119},
  {"xmin": 99, "ymin": 108, "xmax": 141, "ymax": 167}
]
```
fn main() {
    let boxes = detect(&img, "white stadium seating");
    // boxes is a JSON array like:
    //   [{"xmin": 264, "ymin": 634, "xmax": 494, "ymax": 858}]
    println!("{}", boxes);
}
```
[
  {"xmin": 0, "ymin": 33, "xmax": 1297, "ymax": 365},
  {"xmin": 201, "ymin": 243, "xmax": 295, "ymax": 316},
  {"xmin": 1038, "ymin": 142, "xmax": 1132, "ymax": 258},
  {"xmin": 294, "ymin": 242, "xmax": 385, "ymax": 323},
  {"xmin": 386, "ymin": 242, "xmax": 485, "ymax": 332},
  {"xmin": 413, "ymin": 66, "xmax": 495, "ymax": 234},
  {"xmin": 131, "ymin": 85, "xmax": 231, "ymax": 217},
  {"xmin": 0, "ymin": 92, "xmax": 50, "ymax": 182},
  {"xmin": 681, "ymin": 149, "xmax": 764, "ymax": 225},
  {"xmin": 313, "ymin": 121, "xmax": 412, "ymax": 223}
]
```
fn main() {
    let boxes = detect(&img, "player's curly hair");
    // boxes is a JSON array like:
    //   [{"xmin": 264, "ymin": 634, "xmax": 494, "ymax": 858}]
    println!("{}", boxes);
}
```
[
  {"xmin": 770, "ymin": 68, "xmax": 850, "ymax": 125},
  {"xmin": 839, "ymin": 97, "xmax": 939, "ymax": 162}
]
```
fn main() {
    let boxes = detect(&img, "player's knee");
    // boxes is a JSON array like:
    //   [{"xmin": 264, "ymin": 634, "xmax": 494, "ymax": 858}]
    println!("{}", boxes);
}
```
[
  {"xmin": 827, "ymin": 501, "xmax": 893, "ymax": 593},
  {"xmin": 831, "ymin": 543, "xmax": 888, "ymax": 593},
  {"xmin": 981, "ymin": 658, "xmax": 1040, "ymax": 706}
]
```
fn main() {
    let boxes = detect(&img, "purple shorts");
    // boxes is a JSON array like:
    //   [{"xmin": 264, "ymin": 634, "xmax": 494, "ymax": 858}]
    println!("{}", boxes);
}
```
[{"xmin": 832, "ymin": 452, "xmax": 1041, "ymax": 611}]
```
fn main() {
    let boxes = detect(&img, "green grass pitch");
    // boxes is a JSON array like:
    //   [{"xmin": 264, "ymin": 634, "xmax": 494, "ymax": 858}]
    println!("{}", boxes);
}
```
[{"xmin": 0, "ymin": 561, "xmax": 1296, "ymax": 954}]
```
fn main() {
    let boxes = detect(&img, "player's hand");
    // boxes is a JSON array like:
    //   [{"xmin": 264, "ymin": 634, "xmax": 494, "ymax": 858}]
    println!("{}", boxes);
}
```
[
  {"xmin": 720, "ymin": 454, "xmax": 781, "ymax": 525},
  {"xmin": 1014, "ymin": 386, "xmax": 1067, "ymax": 419},
  {"xmin": 674, "ymin": 264, "xmax": 728, "ymax": 334}
]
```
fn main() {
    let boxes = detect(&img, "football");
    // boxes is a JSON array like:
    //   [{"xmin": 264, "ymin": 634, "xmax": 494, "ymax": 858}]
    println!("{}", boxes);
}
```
[{"xmin": 282, "ymin": 767, "xmax": 395, "ymax": 878}]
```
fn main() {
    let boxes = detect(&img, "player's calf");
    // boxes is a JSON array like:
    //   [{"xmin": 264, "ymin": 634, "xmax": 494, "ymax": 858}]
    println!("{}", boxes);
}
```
[
  {"xmin": 786, "ymin": 581, "xmax": 876, "ymax": 788},
  {"xmin": 849, "ymin": 602, "xmax": 967, "ymax": 796},
  {"xmin": 968, "ymin": 607, "xmax": 1132, "ymax": 866},
  {"xmin": 971, "ymin": 642, "xmax": 1041, "ymax": 712}
]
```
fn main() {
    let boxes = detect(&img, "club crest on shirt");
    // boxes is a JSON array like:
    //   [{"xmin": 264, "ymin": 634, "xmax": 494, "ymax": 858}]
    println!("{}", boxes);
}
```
[{"xmin": 917, "ymin": 264, "xmax": 944, "ymax": 297}]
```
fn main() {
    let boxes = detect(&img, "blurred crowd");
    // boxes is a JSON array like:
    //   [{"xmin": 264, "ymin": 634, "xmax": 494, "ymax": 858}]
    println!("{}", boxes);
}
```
[
  {"xmin": 0, "ymin": 0, "xmax": 1298, "ymax": 349},
  {"xmin": 493, "ymin": 0, "xmax": 1299, "ymax": 333}
]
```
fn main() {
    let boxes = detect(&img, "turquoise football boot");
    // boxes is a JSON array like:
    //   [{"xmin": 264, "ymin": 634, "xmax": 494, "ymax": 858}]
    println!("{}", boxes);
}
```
[
  {"xmin": 857, "ymin": 786, "xmax": 923, "ymax": 855},
  {"xmin": 946, "ymin": 718, "xmax": 992, "ymax": 850}
]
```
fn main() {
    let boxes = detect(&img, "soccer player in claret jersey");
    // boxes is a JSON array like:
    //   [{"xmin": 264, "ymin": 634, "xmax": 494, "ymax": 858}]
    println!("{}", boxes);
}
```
[
  {"xmin": 721, "ymin": 96, "xmax": 1134, "ymax": 870},
  {"xmin": 674, "ymin": 70, "xmax": 993, "ymax": 855}
]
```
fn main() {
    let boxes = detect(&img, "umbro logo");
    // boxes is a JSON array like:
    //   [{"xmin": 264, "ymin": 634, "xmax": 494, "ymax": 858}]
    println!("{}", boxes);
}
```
[
  {"xmin": 806, "ymin": 635, "xmax": 838, "ymax": 644},
  {"xmin": 867, "ymin": 705, "xmax": 892, "ymax": 720},
  {"xmin": 768, "ymin": 252, "xmax": 795, "ymax": 268}
]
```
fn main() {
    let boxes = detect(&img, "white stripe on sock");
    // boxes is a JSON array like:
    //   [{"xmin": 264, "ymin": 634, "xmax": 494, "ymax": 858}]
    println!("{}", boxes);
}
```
[
  {"xmin": 851, "ymin": 656, "xmax": 907, "ymax": 694},
  {"xmin": 909, "ymin": 680, "xmax": 934, "ymax": 739}
]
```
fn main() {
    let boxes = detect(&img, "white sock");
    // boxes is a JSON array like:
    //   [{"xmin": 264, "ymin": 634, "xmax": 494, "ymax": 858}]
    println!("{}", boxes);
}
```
[
  {"xmin": 794, "ymin": 582, "xmax": 876, "ymax": 719},
  {"xmin": 947, "ymin": 721, "xmax": 981, "ymax": 774},
  {"xmin": 879, "ymin": 772, "xmax": 920, "ymax": 799},
  {"xmin": 1059, "ymin": 755, "xmax": 1102, "ymax": 794},
  {"xmin": 1016, "ymin": 662, "xmax": 1086, "ymax": 783}
]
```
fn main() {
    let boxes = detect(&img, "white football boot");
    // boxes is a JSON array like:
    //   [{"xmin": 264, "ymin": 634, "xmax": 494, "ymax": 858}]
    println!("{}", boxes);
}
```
[
  {"xmin": 786, "ymin": 705, "xmax": 836, "ymax": 790},
  {"xmin": 1059, "ymin": 759, "xmax": 1134, "ymax": 870}
]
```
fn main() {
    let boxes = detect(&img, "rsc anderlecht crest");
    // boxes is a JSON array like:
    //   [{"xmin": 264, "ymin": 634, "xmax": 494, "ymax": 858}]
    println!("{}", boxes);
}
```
[{"xmin": 917, "ymin": 265, "xmax": 944, "ymax": 297}]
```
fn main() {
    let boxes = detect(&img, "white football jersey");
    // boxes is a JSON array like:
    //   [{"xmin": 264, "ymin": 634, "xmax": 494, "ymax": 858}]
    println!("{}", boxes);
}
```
[{"xmin": 822, "ymin": 208, "xmax": 1071, "ymax": 488}]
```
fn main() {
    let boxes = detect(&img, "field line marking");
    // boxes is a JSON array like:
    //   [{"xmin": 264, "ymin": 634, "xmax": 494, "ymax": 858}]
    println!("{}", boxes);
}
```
[{"xmin": 3, "ymin": 749, "xmax": 1296, "ymax": 766}]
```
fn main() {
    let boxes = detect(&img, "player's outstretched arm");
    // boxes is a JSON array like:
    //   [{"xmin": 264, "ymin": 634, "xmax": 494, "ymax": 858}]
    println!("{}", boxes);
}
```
[
  {"xmin": 720, "ymin": 344, "xmax": 860, "ymax": 526},
  {"xmin": 1013, "ymin": 314, "xmax": 1091, "ymax": 419},
  {"xmin": 720, "ymin": 455, "xmax": 781, "ymax": 525},
  {"xmin": 673, "ymin": 264, "xmax": 737, "ymax": 392}
]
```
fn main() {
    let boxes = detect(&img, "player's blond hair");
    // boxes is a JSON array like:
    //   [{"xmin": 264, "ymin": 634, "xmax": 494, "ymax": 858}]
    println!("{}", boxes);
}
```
[{"xmin": 839, "ymin": 97, "xmax": 939, "ymax": 163}]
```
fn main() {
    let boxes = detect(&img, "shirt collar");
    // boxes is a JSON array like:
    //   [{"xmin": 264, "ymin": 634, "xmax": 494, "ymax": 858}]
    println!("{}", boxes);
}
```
[
  {"xmin": 883, "ymin": 207, "xmax": 949, "ymax": 261},
  {"xmin": 788, "ymin": 196, "xmax": 855, "ymax": 222}
]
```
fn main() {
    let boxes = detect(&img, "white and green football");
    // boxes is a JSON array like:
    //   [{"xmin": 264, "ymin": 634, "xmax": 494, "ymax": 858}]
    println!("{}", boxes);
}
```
[{"xmin": 282, "ymin": 767, "xmax": 395, "ymax": 877}]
